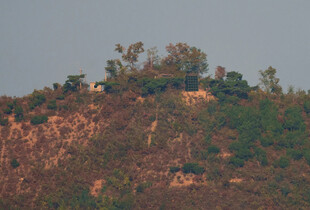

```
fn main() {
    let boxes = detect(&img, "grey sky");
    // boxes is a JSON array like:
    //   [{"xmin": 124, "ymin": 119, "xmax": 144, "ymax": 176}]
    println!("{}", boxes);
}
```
[{"xmin": 1, "ymin": 0, "xmax": 310, "ymax": 97}]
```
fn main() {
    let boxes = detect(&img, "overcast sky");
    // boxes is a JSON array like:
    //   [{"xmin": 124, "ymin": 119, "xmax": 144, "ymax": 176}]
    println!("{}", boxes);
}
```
[{"xmin": 1, "ymin": 0, "xmax": 310, "ymax": 97}]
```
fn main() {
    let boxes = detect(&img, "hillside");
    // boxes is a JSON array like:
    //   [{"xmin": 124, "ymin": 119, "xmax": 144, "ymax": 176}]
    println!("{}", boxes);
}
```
[{"xmin": 1, "ymin": 43, "xmax": 310, "ymax": 209}]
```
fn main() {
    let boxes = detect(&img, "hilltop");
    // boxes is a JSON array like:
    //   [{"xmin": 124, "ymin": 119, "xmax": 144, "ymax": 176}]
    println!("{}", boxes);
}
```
[{"xmin": 1, "ymin": 43, "xmax": 310, "ymax": 209}]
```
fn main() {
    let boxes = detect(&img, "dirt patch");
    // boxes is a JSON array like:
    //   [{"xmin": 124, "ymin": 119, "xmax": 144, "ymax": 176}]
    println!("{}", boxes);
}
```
[
  {"xmin": 90, "ymin": 179, "xmax": 104, "ymax": 197},
  {"xmin": 136, "ymin": 97, "xmax": 145, "ymax": 103},
  {"xmin": 220, "ymin": 152, "xmax": 232, "ymax": 159},
  {"xmin": 147, "ymin": 111, "xmax": 158, "ymax": 147},
  {"xmin": 182, "ymin": 89, "xmax": 214, "ymax": 105},
  {"xmin": 169, "ymin": 171, "xmax": 207, "ymax": 187},
  {"xmin": 229, "ymin": 178, "xmax": 243, "ymax": 183}
]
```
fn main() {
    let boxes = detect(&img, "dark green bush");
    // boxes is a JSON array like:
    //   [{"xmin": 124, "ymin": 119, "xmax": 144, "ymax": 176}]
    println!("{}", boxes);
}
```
[
  {"xmin": 103, "ymin": 82, "xmax": 120, "ymax": 93},
  {"xmin": 31, "ymin": 115, "xmax": 48, "ymax": 125},
  {"xmin": 260, "ymin": 135, "xmax": 274, "ymax": 147},
  {"xmin": 14, "ymin": 106, "xmax": 23, "ymax": 122},
  {"xmin": 274, "ymin": 157, "xmax": 290, "ymax": 168},
  {"xmin": 3, "ymin": 107, "xmax": 12, "ymax": 114},
  {"xmin": 0, "ymin": 117, "xmax": 8, "ymax": 126},
  {"xmin": 283, "ymin": 106, "xmax": 305, "ymax": 131},
  {"xmin": 47, "ymin": 100, "xmax": 57, "ymax": 110},
  {"xmin": 182, "ymin": 163, "xmax": 205, "ymax": 175},
  {"xmin": 53, "ymin": 83, "xmax": 60, "ymax": 90},
  {"xmin": 286, "ymin": 149, "xmax": 303, "ymax": 160},
  {"xmin": 303, "ymin": 149, "xmax": 310, "ymax": 165},
  {"xmin": 136, "ymin": 182, "xmax": 152, "ymax": 193},
  {"xmin": 229, "ymin": 157, "xmax": 244, "ymax": 167},
  {"xmin": 29, "ymin": 93, "xmax": 46, "ymax": 109},
  {"xmin": 207, "ymin": 145, "xmax": 220, "ymax": 154},
  {"xmin": 63, "ymin": 74, "xmax": 86, "ymax": 93},
  {"xmin": 56, "ymin": 94, "xmax": 65, "ymax": 100},
  {"xmin": 235, "ymin": 148, "xmax": 253, "ymax": 160},
  {"xmin": 254, "ymin": 147, "xmax": 268, "ymax": 166},
  {"xmin": 11, "ymin": 159, "xmax": 20, "ymax": 168},
  {"xmin": 209, "ymin": 71, "xmax": 251, "ymax": 100},
  {"xmin": 7, "ymin": 102, "xmax": 14, "ymax": 110},
  {"xmin": 148, "ymin": 115, "xmax": 156, "ymax": 122},
  {"xmin": 259, "ymin": 99, "xmax": 283, "ymax": 135},
  {"xmin": 304, "ymin": 100, "xmax": 310, "ymax": 114},
  {"xmin": 278, "ymin": 131, "xmax": 306, "ymax": 149},
  {"xmin": 169, "ymin": 166, "xmax": 180, "ymax": 173},
  {"xmin": 281, "ymin": 186, "xmax": 291, "ymax": 197}
]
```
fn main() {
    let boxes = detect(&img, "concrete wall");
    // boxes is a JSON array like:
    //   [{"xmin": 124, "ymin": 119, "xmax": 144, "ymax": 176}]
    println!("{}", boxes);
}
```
[{"xmin": 89, "ymin": 82, "xmax": 103, "ymax": 92}]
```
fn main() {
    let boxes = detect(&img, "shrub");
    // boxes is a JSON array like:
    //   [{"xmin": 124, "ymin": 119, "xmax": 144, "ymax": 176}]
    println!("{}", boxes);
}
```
[
  {"xmin": 281, "ymin": 186, "xmax": 291, "ymax": 197},
  {"xmin": 0, "ymin": 117, "xmax": 8, "ymax": 126},
  {"xmin": 304, "ymin": 100, "xmax": 310, "ymax": 114},
  {"xmin": 7, "ymin": 102, "xmax": 14, "ymax": 110},
  {"xmin": 254, "ymin": 147, "xmax": 268, "ymax": 166},
  {"xmin": 136, "ymin": 182, "xmax": 152, "ymax": 193},
  {"xmin": 286, "ymin": 149, "xmax": 303, "ymax": 160},
  {"xmin": 11, "ymin": 159, "xmax": 20, "ymax": 168},
  {"xmin": 274, "ymin": 157, "xmax": 290, "ymax": 168},
  {"xmin": 148, "ymin": 115, "xmax": 156, "ymax": 122},
  {"xmin": 283, "ymin": 106, "xmax": 305, "ymax": 131},
  {"xmin": 229, "ymin": 157, "xmax": 244, "ymax": 167},
  {"xmin": 14, "ymin": 106, "xmax": 24, "ymax": 122},
  {"xmin": 63, "ymin": 74, "xmax": 86, "ymax": 93},
  {"xmin": 102, "ymin": 82, "xmax": 120, "ymax": 93},
  {"xmin": 3, "ymin": 107, "xmax": 12, "ymax": 114},
  {"xmin": 260, "ymin": 135, "xmax": 274, "ymax": 147},
  {"xmin": 278, "ymin": 131, "xmax": 306, "ymax": 148},
  {"xmin": 169, "ymin": 166, "xmax": 180, "ymax": 173},
  {"xmin": 229, "ymin": 142, "xmax": 253, "ymax": 161},
  {"xmin": 29, "ymin": 92, "xmax": 46, "ymax": 109},
  {"xmin": 31, "ymin": 115, "xmax": 48, "ymax": 125},
  {"xmin": 303, "ymin": 149, "xmax": 310, "ymax": 165},
  {"xmin": 53, "ymin": 83, "xmax": 61, "ymax": 90},
  {"xmin": 259, "ymin": 99, "xmax": 283, "ymax": 135},
  {"xmin": 47, "ymin": 100, "xmax": 57, "ymax": 110},
  {"xmin": 56, "ymin": 95, "xmax": 65, "ymax": 100},
  {"xmin": 207, "ymin": 145, "xmax": 220, "ymax": 154},
  {"xmin": 182, "ymin": 163, "xmax": 205, "ymax": 175}
]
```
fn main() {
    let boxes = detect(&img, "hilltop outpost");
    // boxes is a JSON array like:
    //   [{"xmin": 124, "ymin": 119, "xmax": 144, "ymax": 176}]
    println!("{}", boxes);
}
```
[{"xmin": 1, "ymin": 43, "xmax": 310, "ymax": 209}]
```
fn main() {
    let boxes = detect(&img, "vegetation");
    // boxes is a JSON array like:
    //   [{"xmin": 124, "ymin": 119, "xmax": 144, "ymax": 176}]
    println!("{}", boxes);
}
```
[
  {"xmin": 10, "ymin": 159, "xmax": 20, "ymax": 168},
  {"xmin": 182, "ymin": 163, "xmax": 205, "ymax": 175},
  {"xmin": 1, "ymin": 42, "xmax": 310, "ymax": 209},
  {"xmin": 30, "ymin": 115, "xmax": 48, "ymax": 125}
]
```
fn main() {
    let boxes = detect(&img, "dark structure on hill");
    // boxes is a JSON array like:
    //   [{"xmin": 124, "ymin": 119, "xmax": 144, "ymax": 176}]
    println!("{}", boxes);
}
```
[{"xmin": 185, "ymin": 73, "xmax": 198, "ymax": 91}]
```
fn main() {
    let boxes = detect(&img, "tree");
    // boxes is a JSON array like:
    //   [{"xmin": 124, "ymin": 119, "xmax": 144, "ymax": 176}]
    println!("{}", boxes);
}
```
[
  {"xmin": 283, "ymin": 106, "xmax": 305, "ymax": 131},
  {"xmin": 215, "ymin": 66, "xmax": 226, "ymax": 80},
  {"xmin": 63, "ymin": 74, "xmax": 86, "ymax": 93},
  {"xmin": 14, "ymin": 106, "xmax": 23, "ymax": 122},
  {"xmin": 259, "ymin": 66, "xmax": 282, "ymax": 94},
  {"xmin": 164, "ymin": 43, "xmax": 208, "ymax": 75},
  {"xmin": 115, "ymin": 42, "xmax": 144, "ymax": 71},
  {"xmin": 105, "ymin": 59, "xmax": 123, "ymax": 79},
  {"xmin": 146, "ymin": 47, "xmax": 160, "ymax": 70},
  {"xmin": 209, "ymin": 71, "xmax": 251, "ymax": 99}
]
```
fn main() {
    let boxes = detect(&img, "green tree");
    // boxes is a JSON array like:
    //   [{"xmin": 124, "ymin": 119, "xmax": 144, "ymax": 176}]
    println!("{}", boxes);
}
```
[
  {"xmin": 105, "ymin": 59, "xmax": 123, "ymax": 79},
  {"xmin": 63, "ymin": 74, "xmax": 86, "ymax": 93},
  {"xmin": 14, "ymin": 106, "xmax": 23, "ymax": 122},
  {"xmin": 209, "ymin": 71, "xmax": 251, "ymax": 100},
  {"xmin": 259, "ymin": 66, "xmax": 282, "ymax": 94},
  {"xmin": 283, "ymin": 106, "xmax": 305, "ymax": 131}
]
